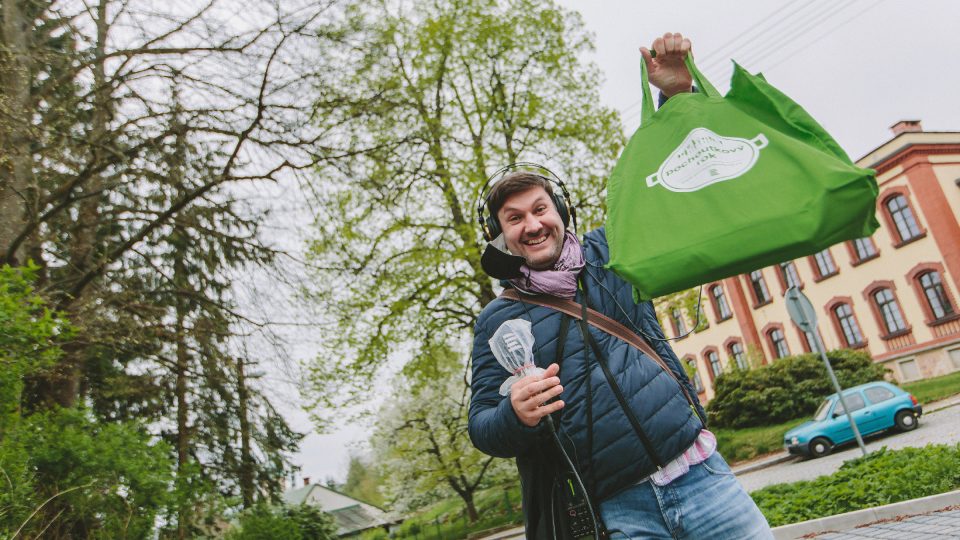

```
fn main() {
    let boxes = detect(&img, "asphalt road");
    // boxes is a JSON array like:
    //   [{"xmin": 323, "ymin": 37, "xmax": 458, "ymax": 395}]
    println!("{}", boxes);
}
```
[{"xmin": 736, "ymin": 403, "xmax": 960, "ymax": 493}]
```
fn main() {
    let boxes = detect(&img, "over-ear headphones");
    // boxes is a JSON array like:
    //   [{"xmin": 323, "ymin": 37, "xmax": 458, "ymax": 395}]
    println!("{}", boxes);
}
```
[{"xmin": 476, "ymin": 162, "xmax": 577, "ymax": 243}]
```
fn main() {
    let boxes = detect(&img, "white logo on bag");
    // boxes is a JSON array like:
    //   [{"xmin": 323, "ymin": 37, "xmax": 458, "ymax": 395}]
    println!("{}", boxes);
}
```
[{"xmin": 646, "ymin": 127, "xmax": 768, "ymax": 192}]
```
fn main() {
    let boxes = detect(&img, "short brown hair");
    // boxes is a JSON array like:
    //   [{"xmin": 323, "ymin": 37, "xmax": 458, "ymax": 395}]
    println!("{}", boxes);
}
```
[{"xmin": 486, "ymin": 171, "xmax": 556, "ymax": 224}]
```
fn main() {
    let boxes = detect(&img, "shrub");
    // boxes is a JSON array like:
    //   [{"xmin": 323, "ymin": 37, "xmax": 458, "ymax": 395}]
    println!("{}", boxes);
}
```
[
  {"xmin": 707, "ymin": 349, "xmax": 887, "ymax": 428},
  {"xmin": 0, "ymin": 407, "xmax": 175, "ymax": 538},
  {"xmin": 227, "ymin": 503, "xmax": 337, "ymax": 540},
  {"xmin": 2, "ymin": 266, "xmax": 176, "ymax": 538},
  {"xmin": 752, "ymin": 444, "xmax": 960, "ymax": 526}
]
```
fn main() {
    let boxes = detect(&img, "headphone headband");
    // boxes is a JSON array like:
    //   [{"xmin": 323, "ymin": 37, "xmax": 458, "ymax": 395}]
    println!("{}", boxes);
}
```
[{"xmin": 476, "ymin": 162, "xmax": 577, "ymax": 242}]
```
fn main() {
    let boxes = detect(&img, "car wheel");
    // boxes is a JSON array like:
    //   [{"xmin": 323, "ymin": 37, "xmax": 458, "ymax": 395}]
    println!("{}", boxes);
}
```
[
  {"xmin": 895, "ymin": 410, "xmax": 918, "ymax": 431},
  {"xmin": 809, "ymin": 437, "xmax": 832, "ymax": 458}
]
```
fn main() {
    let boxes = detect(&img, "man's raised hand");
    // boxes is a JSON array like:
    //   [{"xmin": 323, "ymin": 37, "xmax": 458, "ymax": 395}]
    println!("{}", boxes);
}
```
[
  {"xmin": 510, "ymin": 363, "xmax": 565, "ymax": 427},
  {"xmin": 640, "ymin": 32, "xmax": 693, "ymax": 98}
]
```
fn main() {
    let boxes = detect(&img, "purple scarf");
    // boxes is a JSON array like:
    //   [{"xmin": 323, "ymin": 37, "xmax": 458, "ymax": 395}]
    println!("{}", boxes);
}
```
[{"xmin": 509, "ymin": 231, "xmax": 584, "ymax": 298}]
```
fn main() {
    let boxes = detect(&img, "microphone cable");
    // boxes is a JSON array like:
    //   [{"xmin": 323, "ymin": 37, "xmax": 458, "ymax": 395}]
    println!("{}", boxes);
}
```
[
  {"xmin": 510, "ymin": 300, "xmax": 601, "ymax": 540},
  {"xmin": 543, "ymin": 414, "xmax": 601, "ymax": 540},
  {"xmin": 582, "ymin": 262, "xmax": 706, "ymax": 342}
]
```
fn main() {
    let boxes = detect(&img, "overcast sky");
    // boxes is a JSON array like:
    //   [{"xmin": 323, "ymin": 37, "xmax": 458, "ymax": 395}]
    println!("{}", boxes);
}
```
[{"xmin": 301, "ymin": 0, "xmax": 960, "ymax": 486}]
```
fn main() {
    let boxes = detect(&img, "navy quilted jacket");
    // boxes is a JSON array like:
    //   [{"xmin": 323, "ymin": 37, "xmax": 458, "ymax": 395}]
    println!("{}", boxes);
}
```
[{"xmin": 468, "ymin": 227, "xmax": 707, "ymax": 502}]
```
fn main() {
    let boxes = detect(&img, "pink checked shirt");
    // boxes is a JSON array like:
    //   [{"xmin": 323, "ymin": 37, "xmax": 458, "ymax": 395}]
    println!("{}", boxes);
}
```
[{"xmin": 649, "ymin": 429, "xmax": 717, "ymax": 486}]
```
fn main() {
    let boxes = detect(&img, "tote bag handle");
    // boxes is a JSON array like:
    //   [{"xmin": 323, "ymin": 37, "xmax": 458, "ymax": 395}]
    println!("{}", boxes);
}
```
[{"xmin": 640, "ymin": 53, "xmax": 720, "ymax": 124}]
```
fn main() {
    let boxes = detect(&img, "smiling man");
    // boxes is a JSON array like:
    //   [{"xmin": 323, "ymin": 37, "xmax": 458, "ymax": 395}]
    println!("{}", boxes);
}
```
[
  {"xmin": 499, "ymin": 186, "xmax": 567, "ymax": 270},
  {"xmin": 468, "ymin": 33, "xmax": 775, "ymax": 540}
]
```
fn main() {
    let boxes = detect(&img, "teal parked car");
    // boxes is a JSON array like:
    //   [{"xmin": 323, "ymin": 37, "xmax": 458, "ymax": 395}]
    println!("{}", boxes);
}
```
[{"xmin": 784, "ymin": 381, "xmax": 922, "ymax": 458}]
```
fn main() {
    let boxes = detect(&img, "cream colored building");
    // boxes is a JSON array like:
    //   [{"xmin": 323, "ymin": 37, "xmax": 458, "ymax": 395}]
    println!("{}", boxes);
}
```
[{"xmin": 656, "ymin": 121, "xmax": 960, "ymax": 402}]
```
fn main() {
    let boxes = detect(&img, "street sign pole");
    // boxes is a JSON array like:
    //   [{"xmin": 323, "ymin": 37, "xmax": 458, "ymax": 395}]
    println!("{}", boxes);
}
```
[{"xmin": 784, "ymin": 286, "xmax": 868, "ymax": 457}]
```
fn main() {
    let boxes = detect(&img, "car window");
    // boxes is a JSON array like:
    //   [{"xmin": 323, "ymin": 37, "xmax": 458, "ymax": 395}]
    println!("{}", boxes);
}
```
[
  {"xmin": 833, "ymin": 393, "xmax": 865, "ymax": 415},
  {"xmin": 813, "ymin": 399, "xmax": 832, "ymax": 421},
  {"xmin": 864, "ymin": 386, "xmax": 896, "ymax": 405}
]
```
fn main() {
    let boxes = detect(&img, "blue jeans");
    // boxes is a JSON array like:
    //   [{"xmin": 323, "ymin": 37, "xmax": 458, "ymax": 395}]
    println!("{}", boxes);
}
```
[{"xmin": 598, "ymin": 453, "xmax": 774, "ymax": 539}]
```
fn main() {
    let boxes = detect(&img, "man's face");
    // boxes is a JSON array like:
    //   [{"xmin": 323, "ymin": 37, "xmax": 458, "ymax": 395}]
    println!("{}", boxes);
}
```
[{"xmin": 496, "ymin": 187, "xmax": 565, "ymax": 270}]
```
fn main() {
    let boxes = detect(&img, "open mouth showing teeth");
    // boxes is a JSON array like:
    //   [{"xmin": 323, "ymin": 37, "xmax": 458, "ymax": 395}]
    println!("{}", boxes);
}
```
[{"xmin": 524, "ymin": 236, "xmax": 548, "ymax": 246}]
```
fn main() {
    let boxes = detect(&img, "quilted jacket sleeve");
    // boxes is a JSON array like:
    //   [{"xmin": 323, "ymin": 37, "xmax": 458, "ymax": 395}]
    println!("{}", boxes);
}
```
[
  {"xmin": 637, "ymin": 300, "xmax": 709, "ymax": 425},
  {"xmin": 468, "ymin": 308, "xmax": 545, "ymax": 458}
]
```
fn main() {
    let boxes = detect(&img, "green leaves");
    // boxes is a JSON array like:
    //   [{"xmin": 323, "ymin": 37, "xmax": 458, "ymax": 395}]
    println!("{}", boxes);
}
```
[
  {"xmin": 753, "ymin": 444, "xmax": 960, "ymax": 526},
  {"xmin": 0, "ymin": 265, "xmax": 72, "ymax": 430},
  {"xmin": 707, "ymin": 349, "xmax": 888, "ymax": 428},
  {"xmin": 304, "ymin": 0, "xmax": 624, "ymax": 429},
  {"xmin": 227, "ymin": 503, "xmax": 337, "ymax": 540},
  {"xmin": 370, "ymin": 341, "xmax": 512, "ymax": 517},
  {"xmin": 0, "ymin": 407, "xmax": 175, "ymax": 538}
]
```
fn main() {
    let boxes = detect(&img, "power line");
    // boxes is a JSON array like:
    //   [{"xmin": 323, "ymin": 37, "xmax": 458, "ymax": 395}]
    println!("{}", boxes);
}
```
[
  {"xmin": 697, "ymin": 0, "xmax": 837, "ymax": 70},
  {"xmin": 758, "ymin": 0, "xmax": 890, "ymax": 75},
  {"xmin": 620, "ymin": 0, "xmax": 879, "ymax": 127},
  {"xmin": 618, "ymin": 0, "xmax": 833, "ymax": 118},
  {"xmin": 705, "ymin": 0, "xmax": 860, "ymax": 77}
]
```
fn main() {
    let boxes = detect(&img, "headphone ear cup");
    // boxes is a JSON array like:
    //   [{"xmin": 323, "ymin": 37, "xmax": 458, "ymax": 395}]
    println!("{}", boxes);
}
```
[
  {"xmin": 484, "ymin": 215, "xmax": 501, "ymax": 242},
  {"xmin": 551, "ymin": 193, "xmax": 570, "ymax": 228}
]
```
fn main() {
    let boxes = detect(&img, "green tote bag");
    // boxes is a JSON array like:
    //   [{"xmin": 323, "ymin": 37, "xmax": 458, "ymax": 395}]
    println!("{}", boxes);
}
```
[{"xmin": 605, "ymin": 55, "xmax": 879, "ymax": 301}]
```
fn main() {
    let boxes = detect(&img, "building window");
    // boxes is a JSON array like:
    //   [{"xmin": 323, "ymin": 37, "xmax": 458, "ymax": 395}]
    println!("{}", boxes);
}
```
[
  {"xmin": 779, "ymin": 261, "xmax": 802, "ymax": 290},
  {"xmin": 898, "ymin": 358, "xmax": 920, "ymax": 381},
  {"xmin": 872, "ymin": 288, "xmax": 908, "ymax": 335},
  {"xmin": 812, "ymin": 249, "xmax": 838, "ymax": 279},
  {"xmin": 707, "ymin": 350, "xmax": 722, "ymax": 378},
  {"xmin": 950, "ymin": 348, "xmax": 960, "ymax": 370},
  {"xmin": 729, "ymin": 341, "xmax": 748, "ymax": 370},
  {"xmin": 919, "ymin": 271, "xmax": 956, "ymax": 320},
  {"xmin": 749, "ymin": 270, "xmax": 771, "ymax": 305},
  {"xmin": 885, "ymin": 194, "xmax": 923, "ymax": 243},
  {"xmin": 670, "ymin": 307, "xmax": 687, "ymax": 337},
  {"xmin": 710, "ymin": 284, "xmax": 732, "ymax": 320},
  {"xmin": 852, "ymin": 237, "xmax": 878, "ymax": 262},
  {"xmin": 803, "ymin": 330, "xmax": 818, "ymax": 352},
  {"xmin": 693, "ymin": 302, "xmax": 710, "ymax": 332},
  {"xmin": 768, "ymin": 328, "xmax": 789, "ymax": 359},
  {"xmin": 685, "ymin": 358, "xmax": 704, "ymax": 393},
  {"xmin": 833, "ymin": 303, "xmax": 865, "ymax": 347}
]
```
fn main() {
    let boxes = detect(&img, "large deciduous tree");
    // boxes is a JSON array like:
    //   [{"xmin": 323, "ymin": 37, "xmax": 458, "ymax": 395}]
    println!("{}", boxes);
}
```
[{"xmin": 304, "ymin": 0, "xmax": 624, "ymax": 425}]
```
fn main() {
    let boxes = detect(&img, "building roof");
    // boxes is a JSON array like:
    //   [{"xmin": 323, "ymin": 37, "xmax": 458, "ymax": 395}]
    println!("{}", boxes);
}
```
[
  {"xmin": 857, "ymin": 130, "xmax": 960, "ymax": 170},
  {"xmin": 282, "ymin": 483, "xmax": 398, "ymax": 536}
]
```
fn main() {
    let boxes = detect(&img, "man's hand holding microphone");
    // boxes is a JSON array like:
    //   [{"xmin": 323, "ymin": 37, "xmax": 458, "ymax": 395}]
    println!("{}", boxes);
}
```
[{"xmin": 510, "ymin": 363, "xmax": 565, "ymax": 427}]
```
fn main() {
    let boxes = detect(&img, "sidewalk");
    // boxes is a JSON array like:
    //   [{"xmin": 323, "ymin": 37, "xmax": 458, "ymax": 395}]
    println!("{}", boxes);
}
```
[
  {"xmin": 730, "ymin": 392, "xmax": 960, "ymax": 476},
  {"xmin": 772, "ymin": 489, "xmax": 960, "ymax": 539},
  {"xmin": 813, "ymin": 507, "xmax": 960, "ymax": 539},
  {"xmin": 478, "ymin": 492, "xmax": 960, "ymax": 540}
]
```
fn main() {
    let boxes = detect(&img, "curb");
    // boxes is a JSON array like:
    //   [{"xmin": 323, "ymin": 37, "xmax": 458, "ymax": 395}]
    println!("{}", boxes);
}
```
[
  {"xmin": 731, "ymin": 452, "xmax": 798, "ymax": 475},
  {"xmin": 475, "ymin": 525, "xmax": 524, "ymax": 540},
  {"xmin": 928, "ymin": 398, "xmax": 960, "ymax": 414},
  {"xmin": 771, "ymin": 488, "xmax": 960, "ymax": 539}
]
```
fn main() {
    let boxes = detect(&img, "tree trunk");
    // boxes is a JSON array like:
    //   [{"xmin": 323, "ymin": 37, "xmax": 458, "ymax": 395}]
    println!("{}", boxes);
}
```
[
  {"xmin": 237, "ymin": 358, "xmax": 255, "ymax": 508},
  {"xmin": 448, "ymin": 479, "xmax": 480, "ymax": 523},
  {"xmin": 52, "ymin": 0, "xmax": 112, "ymax": 408},
  {"xmin": 0, "ymin": 0, "xmax": 36, "ymax": 267},
  {"xmin": 174, "ymin": 253, "xmax": 190, "ymax": 540},
  {"xmin": 462, "ymin": 490, "xmax": 479, "ymax": 523}
]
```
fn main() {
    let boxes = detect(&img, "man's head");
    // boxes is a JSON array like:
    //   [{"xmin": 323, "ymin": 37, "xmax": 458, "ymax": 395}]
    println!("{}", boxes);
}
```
[{"xmin": 487, "ymin": 172, "xmax": 568, "ymax": 270}]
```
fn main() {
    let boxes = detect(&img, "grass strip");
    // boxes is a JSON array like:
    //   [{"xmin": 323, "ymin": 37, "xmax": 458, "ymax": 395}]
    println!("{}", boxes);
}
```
[
  {"xmin": 714, "ymin": 417, "xmax": 808, "ymax": 463},
  {"xmin": 902, "ymin": 370, "xmax": 960, "ymax": 406},
  {"xmin": 751, "ymin": 444, "xmax": 960, "ymax": 527}
]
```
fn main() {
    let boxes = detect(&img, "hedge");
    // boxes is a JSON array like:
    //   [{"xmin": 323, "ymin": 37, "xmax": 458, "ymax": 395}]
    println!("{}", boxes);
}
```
[
  {"xmin": 752, "ymin": 444, "xmax": 960, "ymax": 527},
  {"xmin": 706, "ymin": 349, "xmax": 887, "ymax": 428}
]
